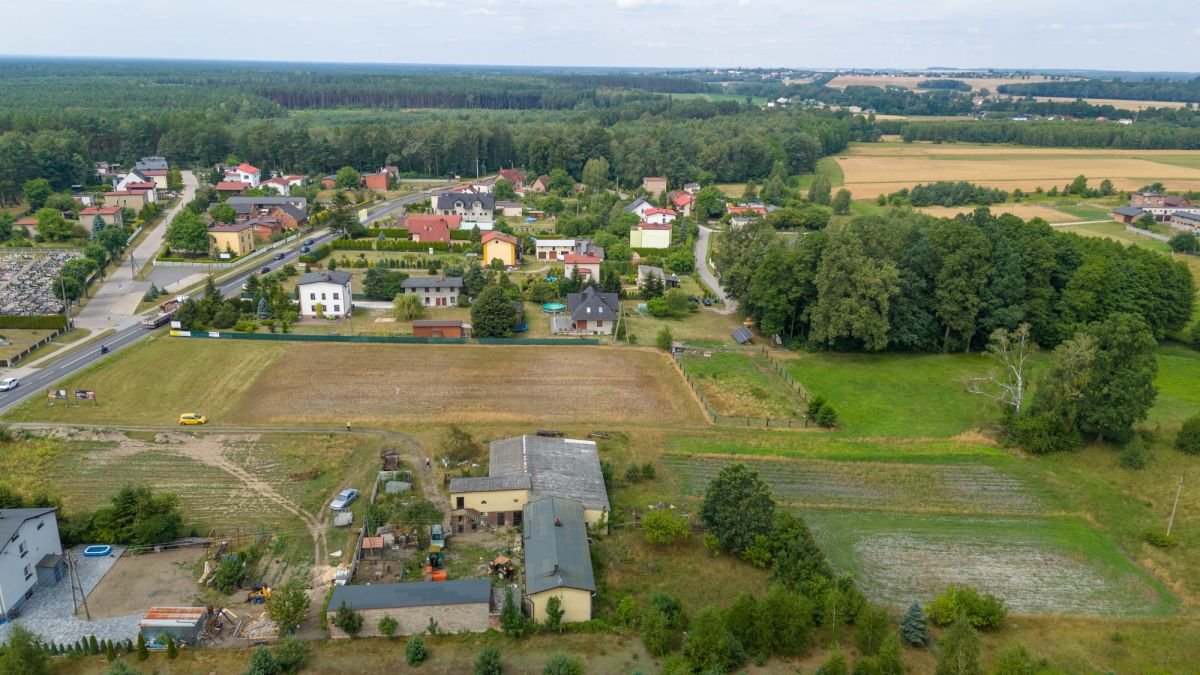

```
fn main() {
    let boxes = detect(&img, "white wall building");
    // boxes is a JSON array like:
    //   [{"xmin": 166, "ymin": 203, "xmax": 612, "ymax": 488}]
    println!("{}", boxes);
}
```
[
  {"xmin": 298, "ymin": 270, "xmax": 352, "ymax": 318},
  {"xmin": 227, "ymin": 163, "xmax": 262, "ymax": 188},
  {"xmin": 0, "ymin": 508, "xmax": 64, "ymax": 620}
]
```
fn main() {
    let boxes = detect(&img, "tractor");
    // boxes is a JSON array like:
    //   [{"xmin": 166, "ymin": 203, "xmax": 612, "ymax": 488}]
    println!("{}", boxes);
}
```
[{"xmin": 246, "ymin": 584, "xmax": 271, "ymax": 604}]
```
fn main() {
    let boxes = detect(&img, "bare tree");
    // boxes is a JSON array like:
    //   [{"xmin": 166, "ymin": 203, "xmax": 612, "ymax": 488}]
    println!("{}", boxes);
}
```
[{"xmin": 963, "ymin": 323, "xmax": 1035, "ymax": 415}]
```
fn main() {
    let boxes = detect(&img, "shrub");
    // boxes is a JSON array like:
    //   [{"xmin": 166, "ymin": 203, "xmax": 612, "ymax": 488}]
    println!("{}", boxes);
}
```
[
  {"xmin": 926, "ymin": 585, "xmax": 1007, "ymax": 630},
  {"xmin": 1145, "ymin": 531, "xmax": 1179, "ymax": 549},
  {"xmin": 332, "ymin": 601, "xmax": 363, "ymax": 637},
  {"xmin": 641, "ymin": 509, "xmax": 690, "ymax": 546},
  {"xmin": 656, "ymin": 326, "xmax": 673, "ymax": 350},
  {"xmin": 543, "ymin": 595, "xmax": 565, "ymax": 633},
  {"xmin": 405, "ymin": 634, "xmax": 427, "ymax": 666},
  {"xmin": 640, "ymin": 607, "xmax": 672, "ymax": 657},
  {"xmin": 1120, "ymin": 438, "xmax": 1148, "ymax": 469},
  {"xmin": 1177, "ymin": 412, "xmax": 1200, "ymax": 455},
  {"xmin": 543, "ymin": 653, "xmax": 583, "ymax": 675},
  {"xmin": 899, "ymin": 601, "xmax": 931, "ymax": 647},
  {"xmin": 474, "ymin": 645, "xmax": 502, "ymax": 675},
  {"xmin": 378, "ymin": 615, "xmax": 398, "ymax": 638},
  {"xmin": 135, "ymin": 634, "xmax": 147, "ymax": 661},
  {"xmin": 273, "ymin": 636, "xmax": 308, "ymax": 674}
]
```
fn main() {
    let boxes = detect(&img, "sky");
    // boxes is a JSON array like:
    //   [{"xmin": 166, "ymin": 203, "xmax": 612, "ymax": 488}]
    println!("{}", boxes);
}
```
[{"xmin": 2, "ymin": 0, "xmax": 1197, "ymax": 72}]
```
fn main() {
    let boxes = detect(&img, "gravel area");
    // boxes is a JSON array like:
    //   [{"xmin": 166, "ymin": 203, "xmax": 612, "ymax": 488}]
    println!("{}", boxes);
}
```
[{"xmin": 0, "ymin": 545, "xmax": 141, "ymax": 645}]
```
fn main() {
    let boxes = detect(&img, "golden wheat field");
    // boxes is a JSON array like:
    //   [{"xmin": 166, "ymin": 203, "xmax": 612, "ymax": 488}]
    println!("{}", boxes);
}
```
[
  {"xmin": 915, "ymin": 203, "xmax": 1079, "ymax": 222},
  {"xmin": 836, "ymin": 143, "xmax": 1200, "ymax": 196},
  {"xmin": 825, "ymin": 74, "xmax": 1059, "ymax": 91}
]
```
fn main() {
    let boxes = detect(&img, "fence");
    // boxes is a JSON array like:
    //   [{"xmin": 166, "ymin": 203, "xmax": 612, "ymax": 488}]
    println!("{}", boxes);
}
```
[
  {"xmin": 671, "ymin": 347, "xmax": 811, "ymax": 429},
  {"xmin": 170, "ymin": 330, "xmax": 599, "ymax": 346},
  {"xmin": 1124, "ymin": 225, "xmax": 1172, "ymax": 242},
  {"xmin": 0, "ymin": 326, "xmax": 67, "ymax": 367}
]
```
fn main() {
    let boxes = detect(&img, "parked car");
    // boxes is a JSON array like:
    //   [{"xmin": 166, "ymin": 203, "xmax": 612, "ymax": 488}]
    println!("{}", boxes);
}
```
[
  {"xmin": 304, "ymin": 238, "xmax": 315, "ymax": 246},
  {"xmin": 330, "ymin": 488, "xmax": 359, "ymax": 510},
  {"xmin": 178, "ymin": 412, "xmax": 207, "ymax": 425},
  {"xmin": 702, "ymin": 297, "xmax": 713, "ymax": 306},
  {"xmin": 0, "ymin": 378, "xmax": 18, "ymax": 392},
  {"xmin": 259, "ymin": 266, "xmax": 271, "ymax": 274},
  {"xmin": 274, "ymin": 252, "xmax": 285, "ymax": 261},
  {"xmin": 300, "ymin": 246, "xmax": 311, "ymax": 253}
]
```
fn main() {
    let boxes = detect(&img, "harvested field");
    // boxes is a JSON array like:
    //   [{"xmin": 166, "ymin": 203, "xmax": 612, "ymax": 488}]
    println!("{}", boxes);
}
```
[
  {"xmin": 825, "ymin": 75, "xmax": 1059, "ymax": 92},
  {"xmin": 916, "ymin": 203, "xmax": 1078, "ymax": 223},
  {"xmin": 805, "ymin": 510, "xmax": 1175, "ymax": 617},
  {"xmin": 678, "ymin": 352, "xmax": 806, "ymax": 418},
  {"xmin": 83, "ymin": 547, "xmax": 206, "ymax": 619},
  {"xmin": 664, "ymin": 455, "xmax": 1050, "ymax": 516},
  {"xmin": 1029, "ymin": 96, "xmax": 1190, "ymax": 111},
  {"xmin": 231, "ymin": 344, "xmax": 703, "ymax": 426}
]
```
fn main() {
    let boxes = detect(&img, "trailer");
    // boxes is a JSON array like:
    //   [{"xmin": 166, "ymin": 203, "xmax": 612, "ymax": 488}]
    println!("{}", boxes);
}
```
[{"xmin": 142, "ymin": 299, "xmax": 180, "ymax": 329}]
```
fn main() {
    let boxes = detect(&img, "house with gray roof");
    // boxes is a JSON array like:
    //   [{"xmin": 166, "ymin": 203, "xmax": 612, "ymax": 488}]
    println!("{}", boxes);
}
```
[
  {"xmin": 522, "ymin": 497, "xmax": 595, "ymax": 623},
  {"xmin": 227, "ymin": 196, "xmax": 308, "ymax": 220},
  {"xmin": 400, "ymin": 276, "xmax": 464, "ymax": 308},
  {"xmin": 326, "ymin": 579, "xmax": 492, "ymax": 638},
  {"xmin": 0, "ymin": 508, "xmax": 64, "ymax": 620},
  {"xmin": 449, "ymin": 435, "xmax": 610, "ymax": 530},
  {"xmin": 1111, "ymin": 205, "xmax": 1145, "ymax": 224},
  {"xmin": 553, "ymin": 286, "xmax": 619, "ymax": 336},
  {"xmin": 134, "ymin": 156, "xmax": 168, "ymax": 172},
  {"xmin": 298, "ymin": 270, "xmax": 352, "ymax": 318},
  {"xmin": 434, "ymin": 193, "xmax": 495, "ymax": 224}
]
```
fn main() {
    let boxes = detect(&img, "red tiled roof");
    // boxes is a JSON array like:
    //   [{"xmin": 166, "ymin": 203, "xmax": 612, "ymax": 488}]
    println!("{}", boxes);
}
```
[
  {"xmin": 215, "ymin": 181, "xmax": 248, "ymax": 191},
  {"xmin": 125, "ymin": 182, "xmax": 156, "ymax": 189},
  {"xmin": 563, "ymin": 253, "xmax": 602, "ymax": 264},
  {"xmin": 643, "ymin": 208, "xmax": 676, "ymax": 217},
  {"xmin": 638, "ymin": 222, "xmax": 673, "ymax": 231},
  {"xmin": 79, "ymin": 206, "xmax": 121, "ymax": 216},
  {"xmin": 236, "ymin": 163, "xmax": 260, "ymax": 174},
  {"xmin": 482, "ymin": 230, "xmax": 517, "ymax": 245},
  {"xmin": 672, "ymin": 193, "xmax": 694, "ymax": 206},
  {"xmin": 141, "ymin": 169, "xmax": 168, "ymax": 176}
]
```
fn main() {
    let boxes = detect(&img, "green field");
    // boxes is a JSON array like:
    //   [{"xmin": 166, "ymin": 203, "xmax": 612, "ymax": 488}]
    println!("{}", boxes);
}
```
[
  {"xmin": 804, "ymin": 509, "xmax": 1176, "ymax": 617},
  {"xmin": 1057, "ymin": 221, "xmax": 1172, "ymax": 252},
  {"xmin": 678, "ymin": 352, "xmax": 806, "ymax": 418}
]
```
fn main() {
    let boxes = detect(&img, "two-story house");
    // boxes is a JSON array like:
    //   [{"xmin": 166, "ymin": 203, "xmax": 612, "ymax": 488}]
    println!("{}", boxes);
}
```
[
  {"xmin": 298, "ymin": 271, "xmax": 352, "ymax": 318},
  {"xmin": 433, "ymin": 193, "xmax": 494, "ymax": 225},
  {"xmin": 0, "ymin": 508, "xmax": 65, "ymax": 621},
  {"xmin": 401, "ymin": 277, "xmax": 465, "ymax": 307}
]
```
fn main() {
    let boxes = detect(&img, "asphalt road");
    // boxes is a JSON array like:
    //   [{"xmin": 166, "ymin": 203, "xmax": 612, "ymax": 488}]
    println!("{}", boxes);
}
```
[
  {"xmin": 695, "ymin": 225, "xmax": 737, "ymax": 315},
  {"xmin": 0, "ymin": 185, "xmax": 451, "ymax": 415}
]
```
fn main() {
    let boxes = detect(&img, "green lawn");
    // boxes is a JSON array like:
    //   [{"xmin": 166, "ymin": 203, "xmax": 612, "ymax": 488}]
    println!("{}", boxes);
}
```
[
  {"xmin": 796, "ymin": 157, "xmax": 845, "ymax": 190},
  {"xmin": 678, "ymin": 352, "xmax": 806, "ymax": 418},
  {"xmin": 1150, "ymin": 345, "xmax": 1200, "ymax": 426},
  {"xmin": 785, "ymin": 352, "xmax": 1001, "ymax": 438},
  {"xmin": 1057, "ymin": 221, "xmax": 1172, "ymax": 253}
]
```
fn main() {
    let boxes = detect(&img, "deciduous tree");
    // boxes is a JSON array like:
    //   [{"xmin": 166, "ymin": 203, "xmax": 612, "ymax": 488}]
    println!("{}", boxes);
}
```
[{"xmin": 700, "ymin": 463, "xmax": 774, "ymax": 556}]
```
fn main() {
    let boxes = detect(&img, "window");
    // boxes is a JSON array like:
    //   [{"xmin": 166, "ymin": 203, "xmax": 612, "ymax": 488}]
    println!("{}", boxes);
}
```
[
  {"xmin": 18, "ymin": 541, "xmax": 27, "ymax": 558},
  {"xmin": 333, "ymin": 305, "xmax": 340, "ymax": 313},
  {"xmin": 320, "ymin": 293, "xmax": 326, "ymax": 300},
  {"xmin": 424, "ymin": 297, "xmax": 431, "ymax": 306},
  {"xmin": 497, "ymin": 512, "xmax": 506, "ymax": 526},
  {"xmin": 23, "ymin": 564, "xmax": 31, "ymax": 580},
  {"xmin": 333, "ymin": 293, "xmax": 340, "ymax": 300},
  {"xmin": 456, "ymin": 496, "xmax": 464, "ymax": 509},
  {"xmin": 309, "ymin": 293, "xmax": 315, "ymax": 300}
]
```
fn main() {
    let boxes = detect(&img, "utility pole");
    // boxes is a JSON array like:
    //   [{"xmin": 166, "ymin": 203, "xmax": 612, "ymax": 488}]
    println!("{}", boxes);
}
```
[
  {"xmin": 67, "ymin": 553, "xmax": 90, "ymax": 620},
  {"xmin": 1167, "ymin": 475, "xmax": 1184, "ymax": 537}
]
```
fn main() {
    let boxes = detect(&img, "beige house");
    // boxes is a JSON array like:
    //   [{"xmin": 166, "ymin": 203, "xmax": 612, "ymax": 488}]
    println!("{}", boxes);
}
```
[
  {"xmin": 104, "ymin": 191, "xmax": 147, "ymax": 210},
  {"xmin": 643, "ymin": 176, "xmax": 668, "ymax": 195},
  {"xmin": 208, "ymin": 221, "xmax": 256, "ymax": 257},
  {"xmin": 523, "ymin": 497, "xmax": 594, "ymax": 624},
  {"xmin": 449, "ymin": 435, "xmax": 610, "ymax": 531},
  {"xmin": 326, "ymin": 579, "xmax": 492, "ymax": 638}
]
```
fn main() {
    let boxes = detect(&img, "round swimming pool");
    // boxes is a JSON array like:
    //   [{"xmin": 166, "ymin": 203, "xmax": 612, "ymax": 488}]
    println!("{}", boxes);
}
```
[{"xmin": 542, "ymin": 303, "xmax": 565, "ymax": 314}]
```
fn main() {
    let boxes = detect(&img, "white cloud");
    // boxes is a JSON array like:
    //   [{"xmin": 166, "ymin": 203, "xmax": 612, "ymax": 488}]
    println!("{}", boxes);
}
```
[{"xmin": 465, "ymin": 7, "xmax": 498, "ymax": 14}]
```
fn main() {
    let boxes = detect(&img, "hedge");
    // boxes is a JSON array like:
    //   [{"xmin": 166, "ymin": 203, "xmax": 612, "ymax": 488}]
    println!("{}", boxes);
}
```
[
  {"xmin": 331, "ymin": 239, "xmax": 375, "ymax": 251},
  {"xmin": 0, "ymin": 315, "xmax": 68, "ymax": 329},
  {"xmin": 366, "ymin": 227, "xmax": 409, "ymax": 239},
  {"xmin": 377, "ymin": 239, "xmax": 452, "ymax": 252},
  {"xmin": 450, "ymin": 230, "xmax": 473, "ymax": 241},
  {"xmin": 299, "ymin": 243, "xmax": 332, "ymax": 264}
]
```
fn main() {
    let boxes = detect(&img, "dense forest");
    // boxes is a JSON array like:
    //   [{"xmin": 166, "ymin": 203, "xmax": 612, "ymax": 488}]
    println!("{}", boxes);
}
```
[
  {"xmin": 999, "ymin": 77, "xmax": 1200, "ymax": 104},
  {"xmin": 716, "ymin": 209, "xmax": 1195, "ymax": 353},
  {"xmin": 894, "ymin": 119, "xmax": 1200, "ymax": 149}
]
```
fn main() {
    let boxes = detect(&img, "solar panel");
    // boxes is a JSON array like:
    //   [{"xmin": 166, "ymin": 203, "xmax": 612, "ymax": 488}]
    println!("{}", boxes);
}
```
[{"xmin": 731, "ymin": 326, "xmax": 753, "ymax": 344}]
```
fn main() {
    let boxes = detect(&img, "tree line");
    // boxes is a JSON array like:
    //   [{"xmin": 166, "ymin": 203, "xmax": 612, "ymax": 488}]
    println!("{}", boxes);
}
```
[
  {"xmin": 717, "ymin": 209, "xmax": 1194, "ymax": 353},
  {"xmin": 894, "ymin": 119, "xmax": 1200, "ymax": 149},
  {"xmin": 998, "ymin": 76, "xmax": 1200, "ymax": 104}
]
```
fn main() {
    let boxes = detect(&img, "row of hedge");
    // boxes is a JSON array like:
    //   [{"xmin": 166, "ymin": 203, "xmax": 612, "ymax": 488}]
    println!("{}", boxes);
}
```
[
  {"xmin": 364, "ymin": 228, "xmax": 474, "ymax": 242},
  {"xmin": 299, "ymin": 243, "xmax": 332, "ymax": 264},
  {"xmin": 331, "ymin": 238, "xmax": 465, "ymax": 253},
  {"xmin": 0, "ymin": 315, "xmax": 68, "ymax": 329}
]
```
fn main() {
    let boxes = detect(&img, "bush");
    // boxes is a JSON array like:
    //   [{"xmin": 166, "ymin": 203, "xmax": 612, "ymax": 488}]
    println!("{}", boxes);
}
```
[
  {"xmin": 926, "ymin": 585, "xmax": 1007, "ymax": 630},
  {"xmin": 543, "ymin": 653, "xmax": 583, "ymax": 675},
  {"xmin": 1176, "ymin": 412, "xmax": 1200, "ymax": 455},
  {"xmin": 1145, "ymin": 530, "xmax": 1179, "ymax": 549},
  {"xmin": 211, "ymin": 556, "xmax": 246, "ymax": 593},
  {"xmin": 1120, "ymin": 438, "xmax": 1148, "ymax": 469},
  {"xmin": 474, "ymin": 645, "xmax": 503, "ymax": 675},
  {"xmin": 655, "ymin": 326, "xmax": 673, "ymax": 350},
  {"xmin": 405, "ymin": 634, "xmax": 427, "ymax": 666},
  {"xmin": 379, "ymin": 615, "xmax": 398, "ymax": 638},
  {"xmin": 273, "ymin": 636, "xmax": 308, "ymax": 674},
  {"xmin": 332, "ymin": 601, "xmax": 363, "ymax": 637},
  {"xmin": 642, "ymin": 509, "xmax": 690, "ymax": 546}
]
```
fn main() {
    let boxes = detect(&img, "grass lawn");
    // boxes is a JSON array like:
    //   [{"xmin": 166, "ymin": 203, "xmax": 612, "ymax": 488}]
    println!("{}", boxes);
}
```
[
  {"xmin": 796, "ymin": 157, "xmax": 846, "ymax": 190},
  {"xmin": 1056, "ymin": 221, "xmax": 1173, "ymax": 252},
  {"xmin": 678, "ymin": 352, "xmax": 806, "ymax": 418},
  {"xmin": 621, "ymin": 307, "xmax": 745, "ymax": 347},
  {"xmin": 785, "ymin": 351, "xmax": 1003, "ymax": 438},
  {"xmin": 0, "ymin": 328, "xmax": 63, "ymax": 361},
  {"xmin": 1149, "ymin": 345, "xmax": 1200, "ymax": 426}
]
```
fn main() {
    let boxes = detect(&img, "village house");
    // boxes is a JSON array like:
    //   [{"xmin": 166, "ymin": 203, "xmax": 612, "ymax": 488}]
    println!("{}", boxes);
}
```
[
  {"xmin": 225, "ymin": 162, "xmax": 262, "ymax": 187},
  {"xmin": 523, "ymin": 497, "xmax": 595, "ymax": 624},
  {"xmin": 1129, "ymin": 192, "xmax": 1200, "ymax": 221},
  {"xmin": 13, "ymin": 217, "xmax": 36, "ymax": 236},
  {"xmin": 533, "ymin": 238, "xmax": 575, "ymax": 261},
  {"xmin": 433, "ymin": 193, "xmax": 494, "ymax": 225},
  {"xmin": 630, "ymin": 222, "xmax": 672, "ymax": 249},
  {"xmin": 729, "ymin": 216, "xmax": 757, "ymax": 229},
  {"xmin": 448, "ymin": 435, "xmax": 611, "ymax": 529},
  {"xmin": 227, "ymin": 197, "xmax": 309, "ymax": 229},
  {"xmin": 400, "ymin": 214, "xmax": 459, "ymax": 244},
  {"xmin": 261, "ymin": 175, "xmax": 305, "ymax": 195},
  {"xmin": 482, "ymin": 230, "xmax": 519, "ymax": 267},
  {"xmin": 671, "ymin": 192, "xmax": 694, "ymax": 217},
  {"xmin": 114, "ymin": 169, "xmax": 150, "ymax": 191},
  {"xmin": 104, "ymin": 190, "xmax": 148, "ymax": 211},
  {"xmin": 527, "ymin": 174, "xmax": 551, "ymax": 193},
  {"xmin": 208, "ymin": 221, "xmax": 256, "ymax": 257},
  {"xmin": 496, "ymin": 200, "xmax": 523, "ymax": 218},
  {"xmin": 552, "ymin": 285, "xmax": 619, "ymax": 336},
  {"xmin": 78, "ymin": 206, "xmax": 124, "ymax": 232},
  {"xmin": 623, "ymin": 197, "xmax": 655, "ymax": 219},
  {"xmin": 245, "ymin": 216, "xmax": 285, "ymax": 242},
  {"xmin": 298, "ymin": 270, "xmax": 352, "ymax": 318},
  {"xmin": 0, "ymin": 508, "xmax": 65, "ymax": 621},
  {"xmin": 498, "ymin": 168, "xmax": 525, "ymax": 188},
  {"xmin": 638, "ymin": 265, "xmax": 679, "ymax": 288},
  {"xmin": 412, "ymin": 319, "xmax": 471, "ymax": 338},
  {"xmin": 215, "ymin": 181, "xmax": 249, "ymax": 196},
  {"xmin": 363, "ymin": 172, "xmax": 390, "ymax": 191},
  {"xmin": 134, "ymin": 156, "xmax": 168, "ymax": 172},
  {"xmin": 642, "ymin": 207, "xmax": 677, "ymax": 225},
  {"xmin": 727, "ymin": 203, "xmax": 768, "ymax": 217},
  {"xmin": 321, "ymin": 176, "xmax": 336, "ymax": 189},
  {"xmin": 562, "ymin": 252, "xmax": 602, "ymax": 281},
  {"xmin": 683, "ymin": 182, "xmax": 701, "ymax": 194},
  {"xmin": 140, "ymin": 169, "xmax": 169, "ymax": 190},
  {"xmin": 400, "ymin": 277, "xmax": 464, "ymax": 307},
  {"xmin": 122, "ymin": 181, "xmax": 159, "ymax": 204},
  {"xmin": 326, "ymin": 579, "xmax": 492, "ymax": 638},
  {"xmin": 643, "ymin": 176, "xmax": 668, "ymax": 196}
]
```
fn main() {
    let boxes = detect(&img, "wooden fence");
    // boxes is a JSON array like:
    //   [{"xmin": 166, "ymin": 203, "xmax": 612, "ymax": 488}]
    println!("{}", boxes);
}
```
[{"xmin": 671, "ymin": 348, "xmax": 811, "ymax": 429}]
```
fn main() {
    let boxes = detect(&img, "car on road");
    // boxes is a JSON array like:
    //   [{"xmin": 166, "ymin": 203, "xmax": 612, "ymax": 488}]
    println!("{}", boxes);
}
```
[
  {"xmin": 300, "ymin": 246, "xmax": 311, "ymax": 253},
  {"xmin": 0, "ymin": 378, "xmax": 18, "ymax": 392},
  {"xmin": 178, "ymin": 413, "xmax": 207, "ymax": 425},
  {"xmin": 273, "ymin": 252, "xmax": 285, "ymax": 261},
  {"xmin": 259, "ymin": 266, "xmax": 271, "ymax": 274},
  {"xmin": 304, "ymin": 238, "xmax": 314, "ymax": 246},
  {"xmin": 702, "ymin": 297, "xmax": 713, "ymax": 306},
  {"xmin": 330, "ymin": 488, "xmax": 359, "ymax": 510}
]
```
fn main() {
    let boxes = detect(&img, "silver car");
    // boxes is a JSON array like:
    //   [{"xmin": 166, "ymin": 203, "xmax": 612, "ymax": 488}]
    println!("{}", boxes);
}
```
[
  {"xmin": 330, "ymin": 488, "xmax": 359, "ymax": 510},
  {"xmin": 0, "ymin": 378, "xmax": 18, "ymax": 392}
]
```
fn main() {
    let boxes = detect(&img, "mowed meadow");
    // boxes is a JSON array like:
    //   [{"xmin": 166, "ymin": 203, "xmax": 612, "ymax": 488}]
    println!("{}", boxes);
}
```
[{"xmin": 835, "ymin": 142, "xmax": 1200, "ymax": 197}]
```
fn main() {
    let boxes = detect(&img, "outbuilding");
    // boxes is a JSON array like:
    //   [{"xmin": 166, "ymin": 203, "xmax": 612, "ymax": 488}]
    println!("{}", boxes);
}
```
[
  {"xmin": 412, "ymin": 320, "xmax": 470, "ymax": 338},
  {"xmin": 522, "ymin": 497, "xmax": 594, "ymax": 624},
  {"xmin": 326, "ymin": 579, "xmax": 492, "ymax": 638}
]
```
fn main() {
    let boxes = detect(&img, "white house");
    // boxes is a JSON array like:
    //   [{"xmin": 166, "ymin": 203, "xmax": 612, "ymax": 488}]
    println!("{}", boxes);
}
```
[
  {"xmin": 261, "ymin": 175, "xmax": 304, "ymax": 195},
  {"xmin": 533, "ymin": 238, "xmax": 576, "ymax": 261},
  {"xmin": 298, "ymin": 270, "xmax": 352, "ymax": 318},
  {"xmin": 226, "ymin": 163, "xmax": 262, "ymax": 188},
  {"xmin": 0, "ymin": 508, "xmax": 65, "ymax": 620},
  {"xmin": 562, "ymin": 253, "xmax": 602, "ymax": 281},
  {"xmin": 629, "ymin": 222, "xmax": 672, "ymax": 249},
  {"xmin": 400, "ymin": 277, "xmax": 464, "ymax": 307},
  {"xmin": 433, "ymin": 193, "xmax": 494, "ymax": 225},
  {"xmin": 641, "ymin": 208, "xmax": 677, "ymax": 225},
  {"xmin": 623, "ymin": 198, "xmax": 655, "ymax": 219}
]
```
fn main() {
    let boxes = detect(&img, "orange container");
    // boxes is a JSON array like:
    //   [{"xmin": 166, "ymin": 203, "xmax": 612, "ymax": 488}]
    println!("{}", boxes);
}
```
[{"xmin": 431, "ymin": 570, "xmax": 447, "ymax": 582}]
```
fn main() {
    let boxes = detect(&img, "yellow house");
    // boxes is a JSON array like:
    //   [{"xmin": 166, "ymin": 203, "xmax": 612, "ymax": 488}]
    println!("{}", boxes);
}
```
[
  {"xmin": 523, "ymin": 497, "xmax": 594, "ymax": 624},
  {"xmin": 629, "ymin": 222, "xmax": 672, "ymax": 249},
  {"xmin": 448, "ymin": 436, "xmax": 611, "ymax": 531},
  {"xmin": 208, "ymin": 221, "xmax": 256, "ymax": 257},
  {"xmin": 481, "ymin": 230, "xmax": 518, "ymax": 267}
]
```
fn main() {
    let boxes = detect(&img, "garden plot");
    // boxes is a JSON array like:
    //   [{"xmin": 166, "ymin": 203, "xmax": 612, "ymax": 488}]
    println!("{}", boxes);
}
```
[
  {"xmin": 805, "ymin": 510, "xmax": 1175, "ymax": 617},
  {"xmin": 663, "ymin": 455, "xmax": 1050, "ymax": 516},
  {"xmin": 678, "ymin": 352, "xmax": 806, "ymax": 418}
]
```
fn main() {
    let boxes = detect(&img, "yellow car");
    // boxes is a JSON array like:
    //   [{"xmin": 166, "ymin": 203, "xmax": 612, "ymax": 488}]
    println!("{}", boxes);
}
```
[{"xmin": 178, "ymin": 413, "xmax": 207, "ymax": 426}]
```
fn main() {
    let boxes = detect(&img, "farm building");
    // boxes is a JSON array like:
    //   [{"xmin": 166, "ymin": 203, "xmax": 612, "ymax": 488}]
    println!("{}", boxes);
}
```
[
  {"xmin": 1169, "ymin": 210, "xmax": 1200, "ymax": 231},
  {"xmin": 326, "ymin": 579, "xmax": 492, "ymax": 638},
  {"xmin": 412, "ymin": 319, "xmax": 470, "ymax": 338},
  {"xmin": 1128, "ymin": 192, "xmax": 1200, "ymax": 221},
  {"xmin": 522, "ymin": 497, "xmax": 595, "ymax": 624},
  {"xmin": 1111, "ymin": 205, "xmax": 1145, "ymax": 224},
  {"xmin": 0, "ymin": 508, "xmax": 64, "ymax": 621},
  {"xmin": 139, "ymin": 607, "xmax": 212, "ymax": 647},
  {"xmin": 449, "ymin": 435, "xmax": 610, "ymax": 529}
]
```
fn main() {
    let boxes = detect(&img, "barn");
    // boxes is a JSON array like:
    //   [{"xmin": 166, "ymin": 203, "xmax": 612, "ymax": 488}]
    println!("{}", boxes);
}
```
[{"xmin": 325, "ymin": 579, "xmax": 492, "ymax": 638}]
